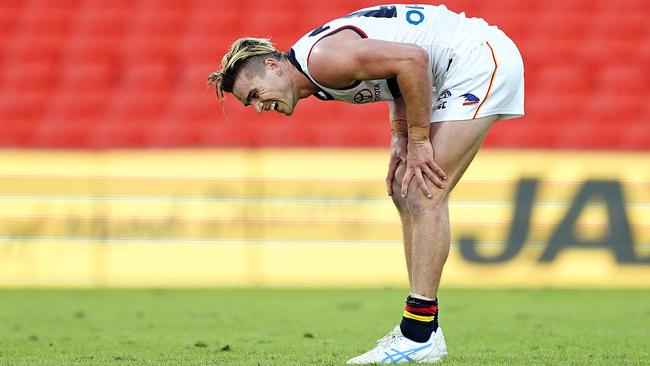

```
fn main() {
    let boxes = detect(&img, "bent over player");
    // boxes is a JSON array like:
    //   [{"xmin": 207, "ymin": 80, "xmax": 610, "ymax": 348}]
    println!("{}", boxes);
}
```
[{"xmin": 208, "ymin": 4, "xmax": 524, "ymax": 364}]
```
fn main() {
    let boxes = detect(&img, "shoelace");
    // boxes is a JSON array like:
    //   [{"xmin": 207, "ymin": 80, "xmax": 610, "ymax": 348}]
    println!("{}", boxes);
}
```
[{"xmin": 376, "ymin": 331, "xmax": 401, "ymax": 347}]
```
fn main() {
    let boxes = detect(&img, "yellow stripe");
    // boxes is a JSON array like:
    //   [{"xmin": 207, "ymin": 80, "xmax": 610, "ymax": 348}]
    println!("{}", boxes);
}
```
[
  {"xmin": 403, "ymin": 311, "xmax": 435, "ymax": 322},
  {"xmin": 1, "ymin": 149, "xmax": 649, "ymax": 287}
]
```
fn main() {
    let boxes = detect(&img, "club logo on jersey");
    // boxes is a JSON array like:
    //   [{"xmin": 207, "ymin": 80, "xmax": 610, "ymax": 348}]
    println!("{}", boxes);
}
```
[
  {"xmin": 354, "ymin": 89, "xmax": 373, "ymax": 103},
  {"xmin": 461, "ymin": 93, "xmax": 480, "ymax": 106},
  {"xmin": 437, "ymin": 89, "xmax": 451, "ymax": 101}
]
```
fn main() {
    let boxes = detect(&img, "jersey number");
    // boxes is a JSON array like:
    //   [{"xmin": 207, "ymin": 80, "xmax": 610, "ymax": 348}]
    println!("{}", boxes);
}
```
[
  {"xmin": 344, "ymin": 5, "xmax": 425, "ymax": 25},
  {"xmin": 405, "ymin": 5, "xmax": 425, "ymax": 25},
  {"xmin": 310, "ymin": 5, "xmax": 425, "ymax": 37}
]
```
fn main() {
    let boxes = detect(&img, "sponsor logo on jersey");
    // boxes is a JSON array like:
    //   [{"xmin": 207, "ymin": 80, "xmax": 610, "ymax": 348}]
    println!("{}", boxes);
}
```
[
  {"xmin": 433, "ymin": 90, "xmax": 451, "ymax": 111},
  {"xmin": 434, "ymin": 101, "xmax": 447, "ymax": 111},
  {"xmin": 437, "ymin": 89, "xmax": 451, "ymax": 101},
  {"xmin": 353, "ymin": 89, "xmax": 373, "ymax": 103},
  {"xmin": 353, "ymin": 84, "xmax": 382, "ymax": 104},
  {"xmin": 372, "ymin": 83, "xmax": 382, "ymax": 102},
  {"xmin": 461, "ymin": 93, "xmax": 480, "ymax": 106}
]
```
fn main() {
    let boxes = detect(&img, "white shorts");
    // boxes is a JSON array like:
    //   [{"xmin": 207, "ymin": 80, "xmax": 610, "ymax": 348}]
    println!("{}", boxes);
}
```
[{"xmin": 431, "ymin": 30, "xmax": 525, "ymax": 122}]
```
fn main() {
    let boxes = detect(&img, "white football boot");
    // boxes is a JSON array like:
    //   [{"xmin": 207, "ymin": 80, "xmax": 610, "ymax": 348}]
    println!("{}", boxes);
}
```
[{"xmin": 346, "ymin": 325, "xmax": 447, "ymax": 364}]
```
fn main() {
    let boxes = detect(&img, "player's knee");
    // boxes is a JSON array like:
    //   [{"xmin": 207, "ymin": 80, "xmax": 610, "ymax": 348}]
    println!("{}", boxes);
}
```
[
  {"xmin": 392, "ymin": 160, "xmax": 450, "ymax": 215},
  {"xmin": 391, "ymin": 161, "xmax": 409, "ymax": 213},
  {"xmin": 405, "ymin": 186, "xmax": 449, "ymax": 215},
  {"xmin": 391, "ymin": 161, "xmax": 407, "ymax": 194}
]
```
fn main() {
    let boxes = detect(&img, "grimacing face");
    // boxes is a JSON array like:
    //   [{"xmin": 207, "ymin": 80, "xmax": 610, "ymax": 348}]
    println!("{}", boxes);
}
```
[{"xmin": 232, "ymin": 59, "xmax": 296, "ymax": 116}]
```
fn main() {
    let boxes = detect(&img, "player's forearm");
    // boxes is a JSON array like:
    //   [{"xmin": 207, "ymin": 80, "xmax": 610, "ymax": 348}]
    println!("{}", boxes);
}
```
[
  {"xmin": 395, "ymin": 49, "xmax": 433, "ymax": 142},
  {"xmin": 389, "ymin": 98, "xmax": 408, "ymax": 136},
  {"xmin": 389, "ymin": 98, "xmax": 407, "ymax": 121}
]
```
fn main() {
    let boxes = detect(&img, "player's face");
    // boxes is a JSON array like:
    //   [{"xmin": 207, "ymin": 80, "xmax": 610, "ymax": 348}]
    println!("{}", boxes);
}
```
[{"xmin": 232, "ymin": 62, "xmax": 296, "ymax": 116}]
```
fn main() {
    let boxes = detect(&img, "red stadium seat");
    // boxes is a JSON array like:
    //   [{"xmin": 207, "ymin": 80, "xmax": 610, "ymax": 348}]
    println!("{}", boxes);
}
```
[
  {"xmin": 593, "ymin": 63, "xmax": 648, "ymax": 93},
  {"xmin": 178, "ymin": 36, "xmax": 227, "ymax": 66},
  {"xmin": 618, "ymin": 119, "xmax": 650, "ymax": 149},
  {"xmin": 200, "ymin": 119, "xmax": 255, "ymax": 146},
  {"xmin": 46, "ymin": 92, "xmax": 109, "ymax": 121},
  {"xmin": 298, "ymin": 2, "xmax": 346, "ymax": 30},
  {"xmin": 525, "ymin": 92, "xmax": 583, "ymax": 128},
  {"xmin": 472, "ymin": 0, "xmax": 540, "ymax": 25},
  {"xmin": 164, "ymin": 93, "xmax": 220, "ymax": 123},
  {"xmin": 333, "ymin": 102, "xmax": 386, "ymax": 129},
  {"xmin": 519, "ymin": 37, "xmax": 582, "ymax": 70},
  {"xmin": 533, "ymin": 13, "xmax": 589, "ymax": 41},
  {"xmin": 0, "ymin": 9, "xmax": 18, "ymax": 45},
  {"xmin": 0, "ymin": 90, "xmax": 49, "ymax": 147},
  {"xmin": 32, "ymin": 119, "xmax": 90, "ymax": 148},
  {"xmin": 0, "ymin": 0, "xmax": 24, "ymax": 10},
  {"xmin": 111, "ymin": 90, "xmax": 169, "ymax": 117},
  {"xmin": 3, "ymin": 34, "xmax": 66, "ymax": 63},
  {"xmin": 182, "ymin": 3, "xmax": 241, "ymax": 41},
  {"xmin": 129, "ymin": 8, "xmax": 189, "ymax": 39},
  {"xmin": 636, "ymin": 36, "xmax": 650, "ymax": 63},
  {"xmin": 578, "ymin": 91, "xmax": 643, "ymax": 125},
  {"xmin": 0, "ymin": 119, "xmax": 40, "ymax": 146},
  {"xmin": 74, "ymin": 8, "xmax": 131, "ymax": 39},
  {"xmin": 531, "ymin": 63, "xmax": 592, "ymax": 94},
  {"xmin": 0, "ymin": 61, "xmax": 58, "ymax": 92},
  {"xmin": 121, "ymin": 36, "xmax": 178, "ymax": 64},
  {"xmin": 589, "ymin": 13, "xmax": 647, "ymax": 42},
  {"xmin": 27, "ymin": 0, "xmax": 79, "ymax": 9},
  {"xmin": 88, "ymin": 120, "xmax": 152, "ymax": 148},
  {"xmin": 58, "ymin": 62, "xmax": 115, "ymax": 92},
  {"xmin": 486, "ymin": 120, "xmax": 556, "ymax": 149},
  {"xmin": 575, "ymin": 33, "xmax": 644, "ymax": 65},
  {"xmin": 178, "ymin": 62, "xmax": 219, "ymax": 95},
  {"xmin": 144, "ymin": 120, "xmax": 204, "ymax": 147},
  {"xmin": 593, "ymin": 0, "xmax": 650, "ymax": 12},
  {"xmin": 0, "ymin": 91, "xmax": 49, "ymax": 122},
  {"xmin": 80, "ymin": 0, "xmax": 138, "ymax": 11},
  {"xmin": 61, "ymin": 34, "xmax": 122, "ymax": 67},
  {"xmin": 120, "ymin": 61, "xmax": 174, "ymax": 91},
  {"xmin": 135, "ymin": 0, "xmax": 193, "ymax": 13}
]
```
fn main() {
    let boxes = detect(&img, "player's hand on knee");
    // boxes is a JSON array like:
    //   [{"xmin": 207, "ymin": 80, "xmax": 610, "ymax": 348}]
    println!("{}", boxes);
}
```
[
  {"xmin": 401, "ymin": 140, "xmax": 447, "ymax": 199},
  {"xmin": 386, "ymin": 133, "xmax": 408, "ymax": 196}
]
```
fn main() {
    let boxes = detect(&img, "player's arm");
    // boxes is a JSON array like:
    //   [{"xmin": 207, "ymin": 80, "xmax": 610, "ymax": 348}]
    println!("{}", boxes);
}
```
[
  {"xmin": 386, "ymin": 98, "xmax": 408, "ymax": 196},
  {"xmin": 309, "ymin": 31, "xmax": 431, "ymax": 134},
  {"xmin": 389, "ymin": 98, "xmax": 407, "ymax": 122},
  {"xmin": 389, "ymin": 98, "xmax": 408, "ymax": 135},
  {"xmin": 309, "ymin": 32, "xmax": 447, "ymax": 197}
]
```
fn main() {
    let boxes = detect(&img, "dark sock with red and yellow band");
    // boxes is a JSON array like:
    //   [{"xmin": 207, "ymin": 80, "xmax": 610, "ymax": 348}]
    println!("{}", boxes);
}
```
[{"xmin": 399, "ymin": 295, "xmax": 438, "ymax": 343}]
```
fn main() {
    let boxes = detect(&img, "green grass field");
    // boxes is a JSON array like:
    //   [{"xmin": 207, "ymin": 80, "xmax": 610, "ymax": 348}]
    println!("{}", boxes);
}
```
[{"xmin": 0, "ymin": 288, "xmax": 648, "ymax": 365}]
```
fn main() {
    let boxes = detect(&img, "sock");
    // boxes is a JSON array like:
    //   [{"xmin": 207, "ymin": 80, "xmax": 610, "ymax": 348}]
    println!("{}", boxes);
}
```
[{"xmin": 399, "ymin": 295, "xmax": 439, "ymax": 342}]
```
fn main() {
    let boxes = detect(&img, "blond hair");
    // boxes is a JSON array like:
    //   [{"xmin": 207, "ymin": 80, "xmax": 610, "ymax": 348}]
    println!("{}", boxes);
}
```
[{"xmin": 207, "ymin": 37, "xmax": 283, "ymax": 101}]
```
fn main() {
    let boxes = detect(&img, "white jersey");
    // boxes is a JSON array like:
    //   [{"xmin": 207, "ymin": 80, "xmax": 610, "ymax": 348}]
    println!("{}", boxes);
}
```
[{"xmin": 289, "ymin": 4, "xmax": 501, "ymax": 104}]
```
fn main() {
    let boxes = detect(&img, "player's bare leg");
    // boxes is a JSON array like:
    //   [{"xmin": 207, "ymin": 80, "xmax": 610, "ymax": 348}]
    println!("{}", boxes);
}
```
[
  {"xmin": 373, "ymin": 114, "xmax": 497, "ymax": 356},
  {"xmin": 392, "ymin": 191, "xmax": 414, "ymax": 284},
  {"xmin": 348, "ymin": 115, "xmax": 498, "ymax": 364},
  {"xmin": 403, "ymin": 115, "xmax": 497, "ymax": 299}
]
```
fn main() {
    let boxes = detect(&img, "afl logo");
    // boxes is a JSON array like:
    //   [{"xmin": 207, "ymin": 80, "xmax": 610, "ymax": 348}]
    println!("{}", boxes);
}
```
[{"xmin": 353, "ymin": 89, "xmax": 373, "ymax": 104}]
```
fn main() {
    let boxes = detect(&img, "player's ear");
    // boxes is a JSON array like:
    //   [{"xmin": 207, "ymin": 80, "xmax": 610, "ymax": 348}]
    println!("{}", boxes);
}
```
[{"xmin": 265, "ymin": 58, "xmax": 282, "ymax": 75}]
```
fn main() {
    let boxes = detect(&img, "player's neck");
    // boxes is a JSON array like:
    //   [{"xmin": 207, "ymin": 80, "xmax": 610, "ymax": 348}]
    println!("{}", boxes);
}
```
[{"xmin": 287, "ymin": 61, "xmax": 319, "ymax": 99}]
